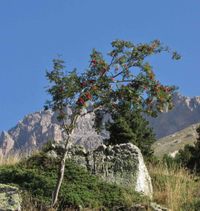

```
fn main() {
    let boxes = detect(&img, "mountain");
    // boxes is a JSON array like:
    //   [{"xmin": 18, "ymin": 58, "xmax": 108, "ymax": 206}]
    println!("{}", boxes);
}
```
[
  {"xmin": 153, "ymin": 123, "xmax": 199, "ymax": 157},
  {"xmin": 148, "ymin": 93, "xmax": 200, "ymax": 138},
  {"xmin": 1, "ymin": 93, "xmax": 200, "ymax": 156},
  {"xmin": 0, "ymin": 110, "xmax": 110, "ymax": 156}
]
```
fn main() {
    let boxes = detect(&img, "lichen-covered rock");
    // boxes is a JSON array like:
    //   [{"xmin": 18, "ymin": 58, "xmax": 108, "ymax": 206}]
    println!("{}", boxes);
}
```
[
  {"xmin": 68, "ymin": 143, "xmax": 153, "ymax": 198},
  {"xmin": 0, "ymin": 184, "xmax": 21, "ymax": 211},
  {"xmin": 92, "ymin": 143, "xmax": 153, "ymax": 198},
  {"xmin": 150, "ymin": 202, "xmax": 169, "ymax": 211}
]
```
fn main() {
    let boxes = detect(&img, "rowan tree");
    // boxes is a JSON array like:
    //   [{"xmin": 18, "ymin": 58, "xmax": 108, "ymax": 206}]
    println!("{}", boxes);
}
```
[{"xmin": 45, "ymin": 39, "xmax": 180, "ymax": 207}]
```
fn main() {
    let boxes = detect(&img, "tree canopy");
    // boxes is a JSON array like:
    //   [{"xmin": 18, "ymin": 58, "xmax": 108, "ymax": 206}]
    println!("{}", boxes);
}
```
[{"xmin": 45, "ymin": 39, "xmax": 180, "ymax": 121}]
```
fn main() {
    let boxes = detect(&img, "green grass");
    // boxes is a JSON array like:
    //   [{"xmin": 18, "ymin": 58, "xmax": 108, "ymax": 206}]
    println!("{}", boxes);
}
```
[{"xmin": 0, "ymin": 152, "xmax": 149, "ymax": 210}]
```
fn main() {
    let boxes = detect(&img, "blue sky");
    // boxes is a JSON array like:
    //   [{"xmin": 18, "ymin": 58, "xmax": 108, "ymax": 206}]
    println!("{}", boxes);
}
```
[{"xmin": 0, "ymin": 0, "xmax": 200, "ymax": 131}]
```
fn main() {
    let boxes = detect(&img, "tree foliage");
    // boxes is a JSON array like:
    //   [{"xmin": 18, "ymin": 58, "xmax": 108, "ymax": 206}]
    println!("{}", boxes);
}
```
[{"xmin": 46, "ymin": 40, "xmax": 179, "ymax": 119}]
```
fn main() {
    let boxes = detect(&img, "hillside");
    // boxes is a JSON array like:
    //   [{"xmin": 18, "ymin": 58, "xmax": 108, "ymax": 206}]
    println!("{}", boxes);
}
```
[{"xmin": 153, "ymin": 123, "xmax": 199, "ymax": 157}]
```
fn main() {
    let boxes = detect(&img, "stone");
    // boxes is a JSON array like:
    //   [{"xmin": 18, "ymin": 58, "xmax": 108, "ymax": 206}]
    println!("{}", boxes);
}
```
[
  {"xmin": 68, "ymin": 143, "xmax": 153, "ymax": 198},
  {"xmin": 150, "ymin": 202, "xmax": 169, "ymax": 211},
  {"xmin": 0, "ymin": 184, "xmax": 21, "ymax": 211}
]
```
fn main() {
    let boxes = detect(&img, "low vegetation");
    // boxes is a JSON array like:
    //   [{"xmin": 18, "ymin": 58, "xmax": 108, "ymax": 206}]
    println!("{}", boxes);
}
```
[
  {"xmin": 2, "ymin": 149, "xmax": 200, "ymax": 210},
  {"xmin": 174, "ymin": 126, "xmax": 200, "ymax": 173},
  {"xmin": 146, "ymin": 125, "xmax": 200, "ymax": 210},
  {"xmin": 0, "ymin": 152, "xmax": 149, "ymax": 210}
]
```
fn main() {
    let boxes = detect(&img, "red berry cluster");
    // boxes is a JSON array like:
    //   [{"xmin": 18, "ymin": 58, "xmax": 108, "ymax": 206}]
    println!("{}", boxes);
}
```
[
  {"xmin": 85, "ymin": 92, "xmax": 92, "ymax": 100},
  {"xmin": 76, "ymin": 91, "xmax": 92, "ymax": 106},
  {"xmin": 80, "ymin": 81, "xmax": 87, "ymax": 87},
  {"xmin": 91, "ymin": 60, "xmax": 97, "ymax": 66},
  {"xmin": 77, "ymin": 97, "xmax": 85, "ymax": 106}
]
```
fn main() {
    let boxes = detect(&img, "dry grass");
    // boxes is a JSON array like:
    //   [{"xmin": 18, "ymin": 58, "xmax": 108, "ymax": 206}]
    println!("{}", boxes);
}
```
[
  {"xmin": 148, "ymin": 162, "xmax": 197, "ymax": 211},
  {"xmin": 0, "ymin": 153, "xmax": 22, "ymax": 166}
]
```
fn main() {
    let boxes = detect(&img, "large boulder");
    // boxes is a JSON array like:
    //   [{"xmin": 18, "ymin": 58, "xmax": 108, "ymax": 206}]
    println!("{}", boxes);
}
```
[
  {"xmin": 67, "ymin": 143, "xmax": 153, "ymax": 198},
  {"xmin": 0, "ymin": 184, "xmax": 21, "ymax": 211}
]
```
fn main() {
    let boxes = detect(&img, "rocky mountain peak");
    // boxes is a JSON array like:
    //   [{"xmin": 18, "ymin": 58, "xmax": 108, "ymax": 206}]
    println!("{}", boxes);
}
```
[
  {"xmin": 0, "ymin": 109, "xmax": 107, "ymax": 156},
  {"xmin": 148, "ymin": 93, "xmax": 200, "ymax": 138},
  {"xmin": 173, "ymin": 93, "xmax": 200, "ymax": 111}
]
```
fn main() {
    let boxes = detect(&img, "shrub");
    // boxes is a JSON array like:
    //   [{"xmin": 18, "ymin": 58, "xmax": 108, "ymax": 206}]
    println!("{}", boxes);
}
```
[{"xmin": 174, "ymin": 125, "xmax": 200, "ymax": 173}]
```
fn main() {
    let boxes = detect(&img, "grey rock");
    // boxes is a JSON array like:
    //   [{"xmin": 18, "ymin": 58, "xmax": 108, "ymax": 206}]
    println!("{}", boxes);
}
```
[
  {"xmin": 150, "ymin": 202, "xmax": 169, "ymax": 211},
  {"xmin": 68, "ymin": 143, "xmax": 153, "ymax": 198},
  {"xmin": 0, "ymin": 184, "xmax": 21, "ymax": 211},
  {"xmin": 0, "ymin": 131, "xmax": 14, "ymax": 157}
]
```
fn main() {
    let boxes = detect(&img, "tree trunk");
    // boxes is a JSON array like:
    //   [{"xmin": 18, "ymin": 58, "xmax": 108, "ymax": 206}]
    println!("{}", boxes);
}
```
[
  {"xmin": 51, "ymin": 114, "xmax": 80, "ymax": 207},
  {"xmin": 51, "ymin": 151, "xmax": 67, "ymax": 207}
]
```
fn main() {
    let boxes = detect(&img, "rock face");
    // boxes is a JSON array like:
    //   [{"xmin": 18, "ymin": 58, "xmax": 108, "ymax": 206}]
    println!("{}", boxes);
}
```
[
  {"xmin": 0, "ymin": 110, "xmax": 106, "ymax": 156},
  {"xmin": 0, "ymin": 131, "xmax": 14, "ymax": 156},
  {"xmin": 148, "ymin": 93, "xmax": 200, "ymax": 138},
  {"xmin": 0, "ymin": 184, "xmax": 21, "ymax": 211},
  {"xmin": 67, "ymin": 143, "xmax": 153, "ymax": 198}
]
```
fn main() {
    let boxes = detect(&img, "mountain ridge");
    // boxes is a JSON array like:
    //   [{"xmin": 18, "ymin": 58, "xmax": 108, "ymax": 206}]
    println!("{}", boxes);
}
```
[
  {"xmin": 1, "ymin": 93, "xmax": 200, "ymax": 156},
  {"xmin": 147, "ymin": 93, "xmax": 200, "ymax": 138},
  {"xmin": 153, "ymin": 123, "xmax": 199, "ymax": 157}
]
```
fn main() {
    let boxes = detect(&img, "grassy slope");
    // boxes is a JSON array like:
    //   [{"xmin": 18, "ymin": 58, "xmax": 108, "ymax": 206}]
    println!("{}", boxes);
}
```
[{"xmin": 152, "ymin": 123, "xmax": 199, "ymax": 157}]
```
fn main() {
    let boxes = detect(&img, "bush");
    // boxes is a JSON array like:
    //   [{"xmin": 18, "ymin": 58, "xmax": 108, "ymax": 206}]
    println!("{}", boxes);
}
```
[{"xmin": 173, "ymin": 125, "xmax": 200, "ymax": 173}]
